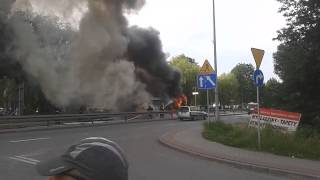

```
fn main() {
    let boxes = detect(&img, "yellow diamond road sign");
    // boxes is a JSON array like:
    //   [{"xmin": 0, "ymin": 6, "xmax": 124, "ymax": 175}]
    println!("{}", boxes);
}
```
[
  {"xmin": 200, "ymin": 59, "xmax": 214, "ymax": 74},
  {"xmin": 251, "ymin": 48, "xmax": 265, "ymax": 69}
]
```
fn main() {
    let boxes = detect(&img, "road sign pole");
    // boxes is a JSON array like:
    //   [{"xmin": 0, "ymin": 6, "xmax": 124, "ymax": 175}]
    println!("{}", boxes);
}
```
[
  {"xmin": 257, "ymin": 86, "xmax": 261, "ymax": 149},
  {"xmin": 251, "ymin": 48, "xmax": 264, "ymax": 149},
  {"xmin": 212, "ymin": 0, "xmax": 219, "ymax": 122},
  {"xmin": 192, "ymin": 92, "xmax": 199, "ymax": 106},
  {"xmin": 207, "ymin": 89, "xmax": 210, "ymax": 123}
]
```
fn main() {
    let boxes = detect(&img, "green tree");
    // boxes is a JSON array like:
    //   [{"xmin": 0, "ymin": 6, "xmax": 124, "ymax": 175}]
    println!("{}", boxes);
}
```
[
  {"xmin": 169, "ymin": 55, "xmax": 200, "ymax": 105},
  {"xmin": 231, "ymin": 63, "xmax": 256, "ymax": 107},
  {"xmin": 274, "ymin": 0, "xmax": 320, "ymax": 127},
  {"xmin": 218, "ymin": 73, "xmax": 239, "ymax": 107},
  {"xmin": 1, "ymin": 14, "xmax": 20, "ymax": 79},
  {"xmin": 0, "ymin": 13, "xmax": 70, "ymax": 115},
  {"xmin": 1, "ymin": 12, "xmax": 25, "ymax": 82},
  {"xmin": 262, "ymin": 78, "xmax": 283, "ymax": 108},
  {"xmin": 0, "ymin": 78, "xmax": 17, "ymax": 111}
]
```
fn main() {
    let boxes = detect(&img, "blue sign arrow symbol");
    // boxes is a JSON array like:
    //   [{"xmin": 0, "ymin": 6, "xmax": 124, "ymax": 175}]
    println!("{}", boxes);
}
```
[
  {"xmin": 199, "ymin": 76, "xmax": 204, "ymax": 88},
  {"xmin": 256, "ymin": 74, "xmax": 263, "ymax": 85},
  {"xmin": 254, "ymin": 69, "xmax": 264, "ymax": 87},
  {"xmin": 206, "ymin": 76, "xmax": 215, "ymax": 86}
]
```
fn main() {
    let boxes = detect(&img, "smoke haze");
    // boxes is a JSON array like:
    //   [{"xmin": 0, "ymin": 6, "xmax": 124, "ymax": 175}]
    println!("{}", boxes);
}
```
[{"xmin": 1, "ymin": 0, "xmax": 181, "ymax": 111}]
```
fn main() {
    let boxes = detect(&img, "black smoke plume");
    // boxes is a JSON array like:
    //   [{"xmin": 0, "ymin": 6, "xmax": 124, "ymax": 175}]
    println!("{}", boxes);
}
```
[{"xmin": 127, "ymin": 26, "xmax": 182, "ymax": 99}]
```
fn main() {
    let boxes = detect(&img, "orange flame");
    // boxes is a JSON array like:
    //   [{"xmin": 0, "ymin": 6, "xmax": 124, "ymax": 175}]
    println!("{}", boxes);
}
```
[{"xmin": 174, "ymin": 95, "xmax": 187, "ymax": 109}]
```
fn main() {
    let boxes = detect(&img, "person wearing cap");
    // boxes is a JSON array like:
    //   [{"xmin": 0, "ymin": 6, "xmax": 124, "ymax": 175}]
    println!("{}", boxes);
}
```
[{"xmin": 36, "ymin": 137, "xmax": 128, "ymax": 180}]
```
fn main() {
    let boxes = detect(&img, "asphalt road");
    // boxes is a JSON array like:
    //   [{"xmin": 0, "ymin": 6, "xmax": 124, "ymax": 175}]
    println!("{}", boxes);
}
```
[{"xmin": 0, "ymin": 115, "xmax": 292, "ymax": 180}]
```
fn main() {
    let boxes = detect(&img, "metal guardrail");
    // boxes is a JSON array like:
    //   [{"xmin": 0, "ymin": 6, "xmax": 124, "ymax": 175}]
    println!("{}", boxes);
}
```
[{"xmin": 0, "ymin": 111, "xmax": 176, "ymax": 130}]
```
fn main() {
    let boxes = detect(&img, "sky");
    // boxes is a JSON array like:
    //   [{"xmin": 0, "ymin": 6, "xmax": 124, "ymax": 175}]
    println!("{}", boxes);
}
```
[{"xmin": 128, "ymin": 0, "xmax": 287, "ymax": 80}]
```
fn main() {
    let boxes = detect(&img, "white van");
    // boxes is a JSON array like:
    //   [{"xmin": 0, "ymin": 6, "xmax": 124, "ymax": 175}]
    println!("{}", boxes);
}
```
[
  {"xmin": 178, "ymin": 106, "xmax": 208, "ymax": 121},
  {"xmin": 247, "ymin": 102, "xmax": 258, "ymax": 114}
]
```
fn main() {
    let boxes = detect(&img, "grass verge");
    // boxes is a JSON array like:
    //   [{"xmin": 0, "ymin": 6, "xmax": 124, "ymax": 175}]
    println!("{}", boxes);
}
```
[{"xmin": 203, "ymin": 121, "xmax": 320, "ymax": 160}]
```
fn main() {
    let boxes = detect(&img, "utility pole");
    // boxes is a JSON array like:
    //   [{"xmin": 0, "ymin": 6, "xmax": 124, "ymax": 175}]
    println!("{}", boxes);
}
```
[{"xmin": 212, "ymin": 0, "xmax": 219, "ymax": 121}]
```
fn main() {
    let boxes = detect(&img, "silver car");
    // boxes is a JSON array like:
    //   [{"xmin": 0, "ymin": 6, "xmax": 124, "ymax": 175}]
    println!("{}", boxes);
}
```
[{"xmin": 178, "ymin": 106, "xmax": 207, "ymax": 121}]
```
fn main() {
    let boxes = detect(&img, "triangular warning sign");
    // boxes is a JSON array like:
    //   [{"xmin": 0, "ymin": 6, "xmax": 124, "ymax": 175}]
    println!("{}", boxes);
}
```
[
  {"xmin": 200, "ymin": 59, "xmax": 214, "ymax": 74},
  {"xmin": 251, "ymin": 48, "xmax": 265, "ymax": 69}
]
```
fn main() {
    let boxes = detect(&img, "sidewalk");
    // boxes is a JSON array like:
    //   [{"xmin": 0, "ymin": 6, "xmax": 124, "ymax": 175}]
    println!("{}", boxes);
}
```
[{"xmin": 159, "ymin": 124, "xmax": 320, "ymax": 179}]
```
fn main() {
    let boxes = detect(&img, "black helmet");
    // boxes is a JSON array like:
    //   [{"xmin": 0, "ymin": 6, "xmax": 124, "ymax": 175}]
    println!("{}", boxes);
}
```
[{"xmin": 36, "ymin": 137, "xmax": 128, "ymax": 180}]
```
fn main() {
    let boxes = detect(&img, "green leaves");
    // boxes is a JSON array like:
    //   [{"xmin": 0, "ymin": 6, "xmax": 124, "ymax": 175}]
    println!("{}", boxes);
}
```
[
  {"xmin": 262, "ymin": 78, "xmax": 283, "ymax": 108},
  {"xmin": 274, "ymin": 0, "xmax": 320, "ymax": 127},
  {"xmin": 231, "ymin": 63, "xmax": 255, "ymax": 106},
  {"xmin": 169, "ymin": 55, "xmax": 200, "ymax": 105},
  {"xmin": 218, "ymin": 73, "xmax": 239, "ymax": 106}
]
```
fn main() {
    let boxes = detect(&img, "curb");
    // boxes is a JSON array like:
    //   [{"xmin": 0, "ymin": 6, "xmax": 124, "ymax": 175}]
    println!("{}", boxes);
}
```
[{"xmin": 159, "ymin": 129, "xmax": 320, "ymax": 180}]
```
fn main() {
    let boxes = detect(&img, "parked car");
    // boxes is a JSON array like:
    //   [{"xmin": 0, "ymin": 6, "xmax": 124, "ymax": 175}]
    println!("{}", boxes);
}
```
[{"xmin": 178, "ymin": 106, "xmax": 208, "ymax": 121}]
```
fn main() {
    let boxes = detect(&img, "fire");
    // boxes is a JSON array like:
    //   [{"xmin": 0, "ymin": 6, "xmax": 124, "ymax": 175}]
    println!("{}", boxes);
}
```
[{"xmin": 174, "ymin": 95, "xmax": 187, "ymax": 109}]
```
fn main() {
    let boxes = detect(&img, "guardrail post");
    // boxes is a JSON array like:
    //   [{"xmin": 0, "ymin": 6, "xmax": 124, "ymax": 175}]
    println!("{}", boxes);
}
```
[
  {"xmin": 47, "ymin": 120, "xmax": 50, "ymax": 127},
  {"xmin": 171, "ymin": 111, "xmax": 174, "ymax": 120},
  {"xmin": 160, "ymin": 112, "xmax": 164, "ymax": 119},
  {"xmin": 91, "ymin": 117, "xmax": 94, "ymax": 127},
  {"xmin": 125, "ymin": 114, "xmax": 128, "ymax": 123}
]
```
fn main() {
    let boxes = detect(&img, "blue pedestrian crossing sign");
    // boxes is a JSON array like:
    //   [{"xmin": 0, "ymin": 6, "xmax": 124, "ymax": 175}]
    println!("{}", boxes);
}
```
[
  {"xmin": 254, "ymin": 69, "xmax": 264, "ymax": 87},
  {"xmin": 197, "ymin": 73, "xmax": 217, "ymax": 89}
]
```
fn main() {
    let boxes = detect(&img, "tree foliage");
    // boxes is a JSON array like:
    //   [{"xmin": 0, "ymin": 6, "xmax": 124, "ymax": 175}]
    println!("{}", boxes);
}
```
[
  {"xmin": 169, "ymin": 55, "xmax": 200, "ymax": 105},
  {"xmin": 231, "ymin": 63, "xmax": 256, "ymax": 106},
  {"xmin": 274, "ymin": 0, "xmax": 320, "ymax": 127},
  {"xmin": 0, "ymin": 78, "xmax": 17, "ymax": 109},
  {"xmin": 218, "ymin": 73, "xmax": 239, "ymax": 106},
  {"xmin": 0, "ymin": 13, "xmax": 57, "ymax": 114},
  {"xmin": 262, "ymin": 78, "xmax": 284, "ymax": 108},
  {"xmin": 0, "ymin": 12, "xmax": 25, "ymax": 82}
]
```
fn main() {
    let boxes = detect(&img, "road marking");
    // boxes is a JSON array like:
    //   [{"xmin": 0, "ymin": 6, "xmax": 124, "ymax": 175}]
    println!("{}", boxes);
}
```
[
  {"xmin": 19, "ymin": 150, "xmax": 47, "ymax": 157},
  {"xmin": 16, "ymin": 156, "xmax": 40, "ymax": 163},
  {"xmin": 9, "ymin": 137, "xmax": 50, "ymax": 143},
  {"xmin": 9, "ymin": 156, "xmax": 39, "ymax": 165}
]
